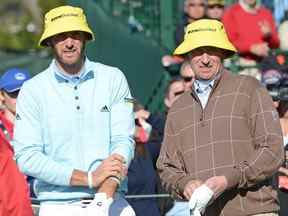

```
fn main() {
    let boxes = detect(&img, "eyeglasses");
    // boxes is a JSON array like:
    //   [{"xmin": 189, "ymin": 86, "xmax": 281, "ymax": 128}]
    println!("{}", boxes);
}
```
[
  {"xmin": 208, "ymin": 4, "xmax": 224, "ymax": 9},
  {"xmin": 174, "ymin": 90, "xmax": 185, "ymax": 97},
  {"xmin": 182, "ymin": 76, "xmax": 194, "ymax": 82},
  {"xmin": 188, "ymin": 3, "xmax": 205, "ymax": 7},
  {"xmin": 5, "ymin": 90, "xmax": 20, "ymax": 99}
]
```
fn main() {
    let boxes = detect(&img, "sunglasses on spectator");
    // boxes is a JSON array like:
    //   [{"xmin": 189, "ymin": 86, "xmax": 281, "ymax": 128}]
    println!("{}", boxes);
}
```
[
  {"xmin": 182, "ymin": 76, "xmax": 194, "ymax": 82},
  {"xmin": 208, "ymin": 4, "xmax": 224, "ymax": 9},
  {"xmin": 174, "ymin": 90, "xmax": 185, "ymax": 97},
  {"xmin": 5, "ymin": 90, "xmax": 20, "ymax": 99},
  {"xmin": 188, "ymin": 3, "xmax": 205, "ymax": 7}
]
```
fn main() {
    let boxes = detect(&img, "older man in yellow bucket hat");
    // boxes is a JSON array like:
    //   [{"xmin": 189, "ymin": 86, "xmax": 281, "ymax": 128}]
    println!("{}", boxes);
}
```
[
  {"xmin": 12, "ymin": 5, "xmax": 135, "ymax": 216},
  {"xmin": 157, "ymin": 19, "xmax": 283, "ymax": 216}
]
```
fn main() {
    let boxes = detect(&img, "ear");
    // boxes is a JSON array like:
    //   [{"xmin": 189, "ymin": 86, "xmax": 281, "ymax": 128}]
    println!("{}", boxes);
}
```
[
  {"xmin": 0, "ymin": 91, "xmax": 5, "ymax": 100},
  {"xmin": 164, "ymin": 98, "xmax": 171, "ymax": 108},
  {"xmin": 0, "ymin": 91, "xmax": 6, "ymax": 104}
]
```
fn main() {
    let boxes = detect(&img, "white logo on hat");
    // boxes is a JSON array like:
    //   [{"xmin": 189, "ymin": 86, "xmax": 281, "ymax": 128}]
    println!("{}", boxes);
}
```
[{"xmin": 14, "ymin": 72, "xmax": 26, "ymax": 80}]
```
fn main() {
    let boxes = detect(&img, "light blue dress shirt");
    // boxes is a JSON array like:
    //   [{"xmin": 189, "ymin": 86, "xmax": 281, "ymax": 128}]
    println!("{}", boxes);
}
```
[
  {"xmin": 12, "ymin": 58, "xmax": 135, "ymax": 201},
  {"xmin": 193, "ymin": 79, "xmax": 215, "ymax": 109}
]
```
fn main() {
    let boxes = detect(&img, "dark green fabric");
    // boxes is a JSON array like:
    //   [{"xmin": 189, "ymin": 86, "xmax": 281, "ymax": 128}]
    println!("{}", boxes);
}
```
[
  {"xmin": 0, "ymin": 51, "xmax": 51, "ymax": 77},
  {"xmin": 69, "ymin": 0, "xmax": 167, "ymax": 108}
]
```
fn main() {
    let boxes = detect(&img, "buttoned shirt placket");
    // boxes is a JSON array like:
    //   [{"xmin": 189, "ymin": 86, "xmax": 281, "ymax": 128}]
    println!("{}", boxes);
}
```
[{"xmin": 54, "ymin": 64, "xmax": 94, "ymax": 170}]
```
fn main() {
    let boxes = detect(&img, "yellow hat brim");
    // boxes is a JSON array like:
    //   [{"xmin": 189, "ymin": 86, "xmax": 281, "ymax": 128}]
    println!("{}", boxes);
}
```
[{"xmin": 174, "ymin": 38, "xmax": 236, "ymax": 58}]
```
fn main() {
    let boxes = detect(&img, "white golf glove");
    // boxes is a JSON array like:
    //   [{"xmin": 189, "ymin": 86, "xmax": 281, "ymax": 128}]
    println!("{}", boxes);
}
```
[
  {"xmin": 119, "ymin": 205, "xmax": 136, "ymax": 216},
  {"xmin": 189, "ymin": 185, "xmax": 214, "ymax": 216},
  {"xmin": 86, "ymin": 193, "xmax": 113, "ymax": 216}
]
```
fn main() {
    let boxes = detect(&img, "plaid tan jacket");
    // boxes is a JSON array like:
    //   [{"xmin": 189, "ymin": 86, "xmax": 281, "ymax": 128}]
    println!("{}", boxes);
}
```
[{"xmin": 157, "ymin": 70, "xmax": 284, "ymax": 216}]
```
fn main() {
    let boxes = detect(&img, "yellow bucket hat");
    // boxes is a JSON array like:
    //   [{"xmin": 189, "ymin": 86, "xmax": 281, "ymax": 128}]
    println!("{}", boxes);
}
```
[
  {"xmin": 207, "ymin": 0, "xmax": 225, "ymax": 6},
  {"xmin": 39, "ymin": 5, "xmax": 94, "ymax": 47},
  {"xmin": 174, "ymin": 19, "xmax": 236, "ymax": 58}
]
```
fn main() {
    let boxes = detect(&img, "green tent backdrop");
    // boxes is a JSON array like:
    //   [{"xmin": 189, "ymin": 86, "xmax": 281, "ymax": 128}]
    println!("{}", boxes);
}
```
[{"xmin": 68, "ymin": 0, "xmax": 172, "ymax": 112}]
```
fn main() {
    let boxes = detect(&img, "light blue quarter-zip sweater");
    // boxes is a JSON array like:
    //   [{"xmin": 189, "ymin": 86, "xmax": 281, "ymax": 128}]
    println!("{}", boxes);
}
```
[{"xmin": 12, "ymin": 58, "xmax": 135, "ymax": 201}]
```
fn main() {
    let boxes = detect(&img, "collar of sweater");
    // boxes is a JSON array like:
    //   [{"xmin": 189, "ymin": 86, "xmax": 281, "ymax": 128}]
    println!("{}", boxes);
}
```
[{"xmin": 239, "ymin": 0, "xmax": 261, "ymax": 14}]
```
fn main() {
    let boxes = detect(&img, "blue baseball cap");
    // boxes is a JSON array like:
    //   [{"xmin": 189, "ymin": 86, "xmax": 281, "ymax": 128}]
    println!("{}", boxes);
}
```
[{"xmin": 0, "ymin": 68, "xmax": 31, "ymax": 93}]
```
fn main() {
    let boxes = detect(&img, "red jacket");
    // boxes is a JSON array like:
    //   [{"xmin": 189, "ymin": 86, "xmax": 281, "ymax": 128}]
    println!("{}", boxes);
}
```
[
  {"xmin": 0, "ymin": 112, "xmax": 33, "ymax": 216},
  {"xmin": 222, "ymin": 3, "xmax": 279, "ymax": 61}
]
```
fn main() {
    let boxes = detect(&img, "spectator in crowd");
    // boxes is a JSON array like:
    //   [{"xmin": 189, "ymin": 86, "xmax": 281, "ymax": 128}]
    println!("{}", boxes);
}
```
[
  {"xmin": 12, "ymin": 5, "xmax": 135, "ymax": 216},
  {"xmin": 164, "ymin": 78, "xmax": 186, "ymax": 109},
  {"xmin": 262, "ymin": 68, "xmax": 288, "ymax": 216},
  {"xmin": 222, "ymin": 0, "xmax": 279, "ymax": 80},
  {"xmin": 131, "ymin": 79, "xmax": 186, "ymax": 216},
  {"xmin": 206, "ymin": 0, "xmax": 225, "ymax": 20},
  {"xmin": 179, "ymin": 60, "xmax": 195, "ymax": 91},
  {"xmin": 162, "ymin": 0, "xmax": 206, "ymax": 68},
  {"xmin": 278, "ymin": 101, "xmax": 288, "ymax": 147},
  {"xmin": 0, "ymin": 68, "xmax": 33, "ymax": 216},
  {"xmin": 134, "ymin": 107, "xmax": 164, "ymax": 169},
  {"xmin": 126, "ymin": 102, "xmax": 161, "ymax": 216},
  {"xmin": 157, "ymin": 19, "xmax": 283, "ymax": 216},
  {"xmin": 275, "ymin": 100, "xmax": 288, "ymax": 216},
  {"xmin": 134, "ymin": 78, "xmax": 186, "ymax": 169},
  {"xmin": 175, "ymin": 0, "xmax": 206, "ymax": 46},
  {"xmin": 0, "ymin": 68, "xmax": 31, "ymax": 125}
]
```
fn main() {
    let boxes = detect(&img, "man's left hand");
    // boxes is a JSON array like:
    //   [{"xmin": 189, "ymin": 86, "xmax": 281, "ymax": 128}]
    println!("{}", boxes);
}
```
[
  {"xmin": 204, "ymin": 176, "xmax": 228, "ymax": 199},
  {"xmin": 183, "ymin": 179, "xmax": 202, "ymax": 200},
  {"xmin": 189, "ymin": 184, "xmax": 214, "ymax": 215},
  {"xmin": 87, "ymin": 193, "xmax": 113, "ymax": 216}
]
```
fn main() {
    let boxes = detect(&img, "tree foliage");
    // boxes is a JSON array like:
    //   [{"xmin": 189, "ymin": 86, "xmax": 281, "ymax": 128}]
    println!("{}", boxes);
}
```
[{"xmin": 0, "ymin": 0, "xmax": 65, "ymax": 51}]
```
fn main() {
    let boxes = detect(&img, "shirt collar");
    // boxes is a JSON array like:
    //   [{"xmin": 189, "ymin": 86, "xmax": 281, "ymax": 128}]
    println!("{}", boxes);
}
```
[
  {"xmin": 239, "ymin": 0, "xmax": 260, "ymax": 14},
  {"xmin": 194, "ymin": 79, "xmax": 215, "ymax": 93},
  {"xmin": 53, "ymin": 57, "xmax": 94, "ymax": 84}
]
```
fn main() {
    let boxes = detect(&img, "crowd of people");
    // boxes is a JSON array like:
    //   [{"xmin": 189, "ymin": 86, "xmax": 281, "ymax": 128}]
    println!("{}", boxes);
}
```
[{"xmin": 1, "ymin": 0, "xmax": 288, "ymax": 216}]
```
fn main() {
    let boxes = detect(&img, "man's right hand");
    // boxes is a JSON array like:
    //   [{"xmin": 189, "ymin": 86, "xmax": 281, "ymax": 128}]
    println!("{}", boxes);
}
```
[
  {"xmin": 258, "ymin": 20, "xmax": 272, "ymax": 37},
  {"xmin": 183, "ymin": 179, "xmax": 203, "ymax": 200},
  {"xmin": 91, "ymin": 153, "xmax": 126, "ymax": 187}
]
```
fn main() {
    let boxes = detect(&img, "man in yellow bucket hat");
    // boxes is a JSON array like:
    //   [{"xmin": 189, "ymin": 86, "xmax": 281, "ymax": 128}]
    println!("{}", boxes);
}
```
[
  {"xmin": 157, "ymin": 19, "xmax": 283, "ymax": 216},
  {"xmin": 12, "ymin": 5, "xmax": 135, "ymax": 216}
]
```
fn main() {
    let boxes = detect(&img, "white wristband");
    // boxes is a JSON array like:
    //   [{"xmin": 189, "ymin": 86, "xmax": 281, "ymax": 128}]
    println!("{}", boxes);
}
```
[
  {"xmin": 88, "ymin": 171, "xmax": 93, "ymax": 189},
  {"xmin": 109, "ymin": 176, "xmax": 121, "ymax": 185}
]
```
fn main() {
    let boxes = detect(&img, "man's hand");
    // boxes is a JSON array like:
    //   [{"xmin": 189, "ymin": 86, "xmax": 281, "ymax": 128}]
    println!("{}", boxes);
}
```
[
  {"xmin": 135, "ymin": 109, "xmax": 150, "ymax": 120},
  {"xmin": 183, "ymin": 180, "xmax": 202, "ymax": 200},
  {"xmin": 189, "ymin": 185, "xmax": 214, "ymax": 215},
  {"xmin": 204, "ymin": 176, "xmax": 228, "ymax": 199},
  {"xmin": 87, "ymin": 193, "xmax": 113, "ymax": 216},
  {"xmin": 258, "ymin": 20, "xmax": 272, "ymax": 37},
  {"xmin": 92, "ymin": 153, "xmax": 126, "ymax": 187},
  {"xmin": 250, "ymin": 43, "xmax": 269, "ymax": 57}
]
